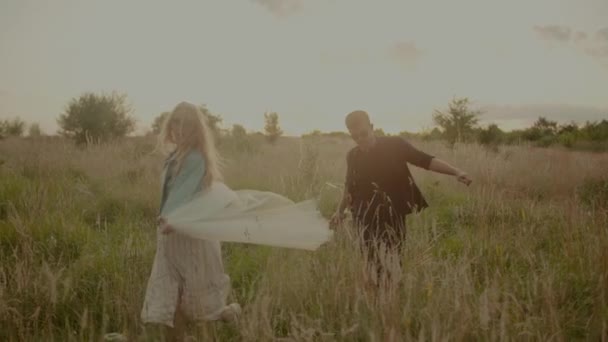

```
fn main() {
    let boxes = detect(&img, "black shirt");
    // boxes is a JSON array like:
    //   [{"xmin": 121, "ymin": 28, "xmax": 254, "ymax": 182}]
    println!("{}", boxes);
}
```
[{"xmin": 345, "ymin": 136, "xmax": 434, "ymax": 226}]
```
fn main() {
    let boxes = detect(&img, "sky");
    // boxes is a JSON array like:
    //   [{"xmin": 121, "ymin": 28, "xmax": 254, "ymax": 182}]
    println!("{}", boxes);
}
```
[{"xmin": 1, "ymin": 0, "xmax": 607, "ymax": 135}]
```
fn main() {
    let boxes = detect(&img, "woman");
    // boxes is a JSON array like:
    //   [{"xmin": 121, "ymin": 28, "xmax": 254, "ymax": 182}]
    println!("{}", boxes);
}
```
[{"xmin": 141, "ymin": 102, "xmax": 241, "ymax": 334}]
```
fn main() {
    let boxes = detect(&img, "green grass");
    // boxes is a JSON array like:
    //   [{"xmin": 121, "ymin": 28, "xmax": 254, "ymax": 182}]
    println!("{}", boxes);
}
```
[{"xmin": 0, "ymin": 136, "xmax": 607, "ymax": 341}]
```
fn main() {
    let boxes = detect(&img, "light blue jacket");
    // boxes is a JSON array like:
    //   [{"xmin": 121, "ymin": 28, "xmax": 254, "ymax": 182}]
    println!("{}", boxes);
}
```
[{"xmin": 159, "ymin": 149, "xmax": 205, "ymax": 217}]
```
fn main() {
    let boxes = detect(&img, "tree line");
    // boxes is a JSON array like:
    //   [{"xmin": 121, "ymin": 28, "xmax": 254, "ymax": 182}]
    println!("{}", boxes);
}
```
[
  {"xmin": 0, "ymin": 92, "xmax": 284, "ymax": 145},
  {"xmin": 426, "ymin": 97, "xmax": 608, "ymax": 152},
  {"xmin": 1, "ymin": 92, "xmax": 607, "ymax": 151}
]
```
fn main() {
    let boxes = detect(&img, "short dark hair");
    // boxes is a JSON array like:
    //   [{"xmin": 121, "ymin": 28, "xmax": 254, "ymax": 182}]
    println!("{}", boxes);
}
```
[{"xmin": 345, "ymin": 110, "xmax": 371, "ymax": 128}]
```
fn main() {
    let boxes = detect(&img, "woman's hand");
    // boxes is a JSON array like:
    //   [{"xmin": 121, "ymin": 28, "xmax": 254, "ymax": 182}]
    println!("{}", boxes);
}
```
[{"xmin": 157, "ymin": 216, "xmax": 175, "ymax": 235}]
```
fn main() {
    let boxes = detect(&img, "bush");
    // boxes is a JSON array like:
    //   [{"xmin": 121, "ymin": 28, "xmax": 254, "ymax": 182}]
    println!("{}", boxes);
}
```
[
  {"xmin": 535, "ymin": 135, "xmax": 557, "ymax": 148},
  {"xmin": 57, "ymin": 92, "xmax": 136, "ymax": 145},
  {"xmin": 478, "ymin": 124, "xmax": 504, "ymax": 146},
  {"xmin": 0, "ymin": 117, "xmax": 26, "ymax": 137},
  {"xmin": 264, "ymin": 112, "xmax": 283, "ymax": 144},
  {"xmin": 224, "ymin": 124, "xmax": 259, "ymax": 154},
  {"xmin": 28, "ymin": 123, "xmax": 43, "ymax": 137},
  {"xmin": 578, "ymin": 177, "xmax": 608, "ymax": 211},
  {"xmin": 559, "ymin": 132, "xmax": 577, "ymax": 148}
]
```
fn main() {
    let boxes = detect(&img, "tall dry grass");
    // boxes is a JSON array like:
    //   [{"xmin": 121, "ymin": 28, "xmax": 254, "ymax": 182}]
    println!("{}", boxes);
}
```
[{"xmin": 0, "ymin": 135, "xmax": 607, "ymax": 341}]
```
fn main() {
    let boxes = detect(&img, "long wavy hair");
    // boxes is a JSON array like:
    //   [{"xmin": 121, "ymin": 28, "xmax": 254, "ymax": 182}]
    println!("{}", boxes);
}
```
[{"xmin": 157, "ymin": 101, "xmax": 223, "ymax": 188}]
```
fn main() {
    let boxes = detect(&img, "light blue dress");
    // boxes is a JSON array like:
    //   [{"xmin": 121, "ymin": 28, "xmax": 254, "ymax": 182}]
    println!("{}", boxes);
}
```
[{"xmin": 141, "ymin": 149, "xmax": 231, "ymax": 327}]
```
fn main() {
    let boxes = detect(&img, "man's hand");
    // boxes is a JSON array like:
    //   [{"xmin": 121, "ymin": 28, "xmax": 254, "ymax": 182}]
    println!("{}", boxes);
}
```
[
  {"xmin": 158, "ymin": 216, "xmax": 175, "ymax": 235},
  {"xmin": 455, "ymin": 170, "xmax": 472, "ymax": 186},
  {"xmin": 427, "ymin": 158, "xmax": 473, "ymax": 186}
]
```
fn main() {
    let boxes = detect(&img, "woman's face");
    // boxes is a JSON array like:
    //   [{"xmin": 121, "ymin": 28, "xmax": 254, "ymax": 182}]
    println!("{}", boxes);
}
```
[{"xmin": 168, "ymin": 120, "xmax": 180, "ymax": 144}]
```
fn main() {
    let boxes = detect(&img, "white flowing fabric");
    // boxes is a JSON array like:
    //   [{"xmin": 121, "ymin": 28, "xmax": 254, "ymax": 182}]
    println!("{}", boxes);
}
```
[{"xmin": 165, "ymin": 182, "xmax": 334, "ymax": 251}]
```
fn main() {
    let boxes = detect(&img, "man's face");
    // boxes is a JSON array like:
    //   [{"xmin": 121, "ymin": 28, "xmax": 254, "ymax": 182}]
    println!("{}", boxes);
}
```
[{"xmin": 347, "ymin": 121, "xmax": 374, "ymax": 149}]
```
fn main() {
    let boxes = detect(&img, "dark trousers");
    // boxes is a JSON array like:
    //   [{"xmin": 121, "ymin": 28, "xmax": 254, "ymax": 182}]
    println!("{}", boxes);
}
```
[{"xmin": 356, "ymin": 213, "xmax": 407, "ymax": 286}]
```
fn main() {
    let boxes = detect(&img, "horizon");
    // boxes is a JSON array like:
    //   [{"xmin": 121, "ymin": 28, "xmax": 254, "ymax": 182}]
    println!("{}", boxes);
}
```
[{"xmin": 2, "ymin": 98, "xmax": 607, "ymax": 137}]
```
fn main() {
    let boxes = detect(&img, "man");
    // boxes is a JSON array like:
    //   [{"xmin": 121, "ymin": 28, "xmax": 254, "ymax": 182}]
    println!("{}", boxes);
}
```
[{"xmin": 330, "ymin": 110, "xmax": 472, "ymax": 280}]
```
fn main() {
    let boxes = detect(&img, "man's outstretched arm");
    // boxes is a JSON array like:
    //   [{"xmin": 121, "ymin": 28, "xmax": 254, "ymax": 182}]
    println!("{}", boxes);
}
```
[
  {"xmin": 398, "ymin": 138, "xmax": 473, "ymax": 186},
  {"xmin": 428, "ymin": 158, "xmax": 473, "ymax": 186}
]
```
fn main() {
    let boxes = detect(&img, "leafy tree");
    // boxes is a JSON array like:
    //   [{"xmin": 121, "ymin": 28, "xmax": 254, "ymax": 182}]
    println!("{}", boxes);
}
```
[
  {"xmin": 421, "ymin": 127, "xmax": 443, "ymax": 141},
  {"xmin": 374, "ymin": 128, "xmax": 386, "ymax": 137},
  {"xmin": 478, "ymin": 123, "xmax": 504, "ymax": 146},
  {"xmin": 199, "ymin": 105, "xmax": 222, "ymax": 134},
  {"xmin": 503, "ymin": 130, "xmax": 525, "ymax": 145},
  {"xmin": 228, "ymin": 123, "xmax": 259, "ymax": 153},
  {"xmin": 0, "ymin": 117, "xmax": 26, "ymax": 137},
  {"xmin": 231, "ymin": 124, "xmax": 247, "ymax": 139},
  {"xmin": 432, "ymin": 97, "xmax": 481, "ymax": 146},
  {"xmin": 581, "ymin": 120, "xmax": 608, "ymax": 141},
  {"xmin": 398, "ymin": 130, "xmax": 417, "ymax": 139},
  {"xmin": 326, "ymin": 131, "xmax": 349, "ymax": 139},
  {"xmin": 558, "ymin": 121, "xmax": 579, "ymax": 135},
  {"xmin": 532, "ymin": 116, "xmax": 558, "ymax": 135},
  {"xmin": 57, "ymin": 92, "xmax": 135, "ymax": 144},
  {"xmin": 521, "ymin": 116, "xmax": 559, "ymax": 144},
  {"xmin": 28, "ymin": 123, "xmax": 42, "ymax": 137},
  {"xmin": 264, "ymin": 112, "xmax": 283, "ymax": 144},
  {"xmin": 151, "ymin": 112, "xmax": 170, "ymax": 134},
  {"xmin": 302, "ymin": 130, "xmax": 322, "ymax": 139}
]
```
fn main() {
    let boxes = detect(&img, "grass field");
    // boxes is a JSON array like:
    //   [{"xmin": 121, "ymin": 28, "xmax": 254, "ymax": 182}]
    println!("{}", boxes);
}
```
[{"xmin": 1, "ymin": 135, "xmax": 607, "ymax": 341}]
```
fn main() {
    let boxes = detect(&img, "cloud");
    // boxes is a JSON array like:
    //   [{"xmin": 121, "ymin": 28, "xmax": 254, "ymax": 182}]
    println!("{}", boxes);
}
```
[
  {"xmin": 534, "ymin": 25, "xmax": 608, "ymax": 67},
  {"xmin": 251, "ymin": 0, "xmax": 303, "ymax": 16},
  {"xmin": 480, "ymin": 103, "xmax": 608, "ymax": 128},
  {"xmin": 585, "ymin": 28, "xmax": 608, "ymax": 66},
  {"xmin": 586, "ymin": 45, "xmax": 608, "ymax": 58},
  {"xmin": 574, "ymin": 31, "xmax": 588, "ymax": 43},
  {"xmin": 595, "ymin": 27, "xmax": 608, "ymax": 42},
  {"xmin": 387, "ymin": 41, "xmax": 422, "ymax": 67},
  {"xmin": 533, "ymin": 25, "xmax": 572, "ymax": 42}
]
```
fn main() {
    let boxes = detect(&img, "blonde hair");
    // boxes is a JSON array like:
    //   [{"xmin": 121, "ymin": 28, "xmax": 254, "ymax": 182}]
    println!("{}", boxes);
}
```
[{"xmin": 157, "ymin": 101, "xmax": 223, "ymax": 188}]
